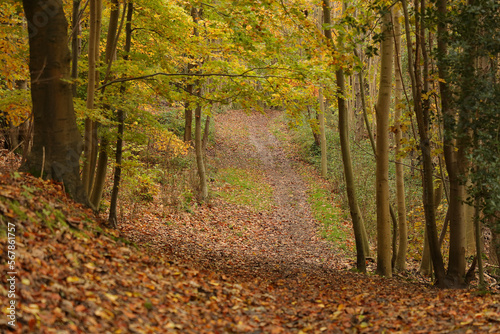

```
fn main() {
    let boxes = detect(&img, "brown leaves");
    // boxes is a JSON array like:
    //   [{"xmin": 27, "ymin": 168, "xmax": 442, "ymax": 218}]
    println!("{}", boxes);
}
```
[{"xmin": 1, "ymin": 111, "xmax": 499, "ymax": 333}]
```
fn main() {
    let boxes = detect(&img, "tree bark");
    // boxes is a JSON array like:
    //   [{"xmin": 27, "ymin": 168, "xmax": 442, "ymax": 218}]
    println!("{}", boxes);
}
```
[
  {"xmin": 403, "ymin": 0, "xmax": 447, "ymax": 286},
  {"xmin": 82, "ymin": 0, "xmax": 101, "ymax": 195},
  {"xmin": 323, "ymin": 0, "xmax": 367, "ymax": 273},
  {"xmin": 190, "ymin": 6, "xmax": 208, "ymax": 201},
  {"xmin": 195, "ymin": 104, "xmax": 208, "ymax": 200},
  {"xmin": 71, "ymin": 0, "xmax": 81, "ymax": 97},
  {"xmin": 375, "ymin": 8, "xmax": 394, "ymax": 277},
  {"xmin": 474, "ymin": 198, "xmax": 485, "ymax": 287},
  {"xmin": 21, "ymin": 0, "xmax": 86, "ymax": 203},
  {"xmin": 105, "ymin": 0, "xmax": 119, "ymax": 64},
  {"xmin": 436, "ymin": 0, "xmax": 468, "ymax": 287},
  {"xmin": 89, "ymin": 0, "xmax": 126, "ymax": 210},
  {"xmin": 202, "ymin": 114, "xmax": 210, "ymax": 152},
  {"xmin": 393, "ymin": 6, "xmax": 408, "ymax": 272},
  {"xmin": 184, "ymin": 45, "xmax": 196, "ymax": 143},
  {"xmin": 89, "ymin": 139, "xmax": 108, "ymax": 208},
  {"xmin": 109, "ymin": 1, "xmax": 134, "ymax": 227},
  {"xmin": 319, "ymin": 88, "xmax": 327, "ymax": 178}
]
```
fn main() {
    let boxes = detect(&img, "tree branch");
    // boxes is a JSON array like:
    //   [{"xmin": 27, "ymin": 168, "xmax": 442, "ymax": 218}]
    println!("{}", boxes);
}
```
[{"xmin": 96, "ymin": 69, "xmax": 300, "ymax": 90}]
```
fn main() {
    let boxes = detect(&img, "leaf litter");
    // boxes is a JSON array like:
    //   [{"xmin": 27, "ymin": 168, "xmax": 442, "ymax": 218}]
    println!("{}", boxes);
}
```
[{"xmin": 0, "ymin": 111, "xmax": 499, "ymax": 333}]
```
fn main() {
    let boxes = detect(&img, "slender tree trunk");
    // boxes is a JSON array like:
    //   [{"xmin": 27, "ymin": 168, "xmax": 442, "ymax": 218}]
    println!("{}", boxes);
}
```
[
  {"xmin": 90, "ymin": 139, "xmax": 108, "ymax": 208},
  {"xmin": 89, "ymin": 0, "xmax": 127, "ymax": 210},
  {"xmin": 184, "ymin": 89, "xmax": 193, "ymax": 142},
  {"xmin": 306, "ymin": 106, "xmax": 321, "ymax": 147},
  {"xmin": 202, "ymin": 114, "xmax": 210, "ymax": 152},
  {"xmin": 105, "ymin": 0, "xmax": 119, "ymax": 64},
  {"xmin": 195, "ymin": 104, "xmax": 208, "ymax": 200},
  {"xmin": 436, "ymin": 0, "xmax": 468, "ymax": 287},
  {"xmin": 420, "ymin": 180, "xmax": 444, "ymax": 275},
  {"xmin": 82, "ymin": 0, "xmax": 101, "ymax": 195},
  {"xmin": 323, "ymin": 0, "xmax": 367, "ymax": 273},
  {"xmin": 403, "ymin": 0, "xmax": 447, "ymax": 286},
  {"xmin": 71, "ymin": 0, "xmax": 81, "ymax": 97},
  {"xmin": 474, "ymin": 198, "xmax": 485, "ymax": 287},
  {"xmin": 418, "ymin": 0, "xmax": 438, "ymax": 277},
  {"xmin": 21, "ymin": 0, "xmax": 86, "ymax": 203},
  {"xmin": 445, "ymin": 150, "xmax": 467, "ymax": 285},
  {"xmin": 393, "ymin": 6, "xmax": 408, "ymax": 272},
  {"xmin": 190, "ymin": 6, "xmax": 208, "ymax": 201},
  {"xmin": 109, "ymin": 1, "xmax": 134, "ymax": 227},
  {"xmin": 319, "ymin": 88, "xmax": 327, "ymax": 178},
  {"xmin": 375, "ymin": 8, "xmax": 394, "ymax": 277}
]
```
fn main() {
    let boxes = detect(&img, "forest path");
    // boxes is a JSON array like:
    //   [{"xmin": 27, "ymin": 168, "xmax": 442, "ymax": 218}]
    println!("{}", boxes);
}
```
[
  {"xmin": 122, "ymin": 109, "xmax": 348, "ymax": 284},
  {"xmin": 208, "ymin": 110, "xmax": 346, "ymax": 281}
]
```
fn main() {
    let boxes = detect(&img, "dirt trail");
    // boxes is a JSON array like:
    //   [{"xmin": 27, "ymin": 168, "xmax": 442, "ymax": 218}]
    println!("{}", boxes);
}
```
[
  {"xmin": 195, "ymin": 109, "xmax": 346, "ymax": 282},
  {"xmin": 242, "ymin": 111, "xmax": 343, "ymax": 275},
  {"xmin": 122, "ymin": 110, "xmax": 346, "ymax": 284}
]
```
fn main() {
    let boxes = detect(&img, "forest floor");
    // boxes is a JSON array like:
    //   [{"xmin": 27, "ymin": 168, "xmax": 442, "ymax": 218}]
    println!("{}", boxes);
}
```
[{"xmin": 1, "ymin": 110, "xmax": 499, "ymax": 333}]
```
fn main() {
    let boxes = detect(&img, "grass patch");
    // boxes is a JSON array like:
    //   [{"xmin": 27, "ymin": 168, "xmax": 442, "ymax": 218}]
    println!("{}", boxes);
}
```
[
  {"xmin": 216, "ymin": 167, "xmax": 273, "ymax": 212},
  {"xmin": 304, "ymin": 176, "xmax": 353, "ymax": 253}
]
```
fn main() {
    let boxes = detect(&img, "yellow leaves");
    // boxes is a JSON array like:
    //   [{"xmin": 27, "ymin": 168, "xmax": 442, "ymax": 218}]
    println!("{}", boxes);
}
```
[
  {"xmin": 105, "ymin": 293, "xmax": 119, "ymax": 302},
  {"xmin": 0, "ymin": 91, "xmax": 31, "ymax": 127},
  {"xmin": 84, "ymin": 262, "xmax": 96, "ymax": 270},
  {"xmin": 94, "ymin": 307, "xmax": 115, "ymax": 320},
  {"xmin": 422, "ymin": 89, "xmax": 437, "ymax": 101},
  {"xmin": 148, "ymin": 126, "xmax": 189, "ymax": 157},
  {"xmin": 66, "ymin": 276, "xmax": 83, "ymax": 284},
  {"xmin": 21, "ymin": 304, "xmax": 40, "ymax": 315},
  {"xmin": 0, "ymin": 3, "xmax": 29, "ymax": 84},
  {"xmin": 164, "ymin": 322, "xmax": 183, "ymax": 330}
]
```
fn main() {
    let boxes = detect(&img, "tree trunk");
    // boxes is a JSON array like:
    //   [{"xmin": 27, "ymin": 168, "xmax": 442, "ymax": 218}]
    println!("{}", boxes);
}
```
[
  {"xmin": 21, "ymin": 0, "xmax": 86, "ymax": 203},
  {"xmin": 420, "ymin": 180, "xmax": 444, "ymax": 275},
  {"xmin": 375, "ymin": 8, "xmax": 394, "ymax": 278},
  {"xmin": 195, "ymin": 104, "xmax": 208, "ymax": 200},
  {"xmin": 435, "ymin": 0, "xmax": 468, "ymax": 287},
  {"xmin": 393, "ymin": 6, "xmax": 407, "ymax": 271},
  {"xmin": 474, "ymin": 198, "xmax": 485, "ymax": 287},
  {"xmin": 184, "ymin": 94, "xmax": 193, "ymax": 143},
  {"xmin": 184, "ymin": 60, "xmax": 195, "ymax": 143},
  {"xmin": 109, "ymin": 1, "xmax": 134, "ymax": 227},
  {"xmin": 89, "ymin": 0, "xmax": 126, "ymax": 210},
  {"xmin": 105, "ymin": 0, "xmax": 119, "ymax": 64},
  {"xmin": 89, "ymin": 139, "xmax": 108, "ymax": 208},
  {"xmin": 202, "ymin": 114, "xmax": 210, "ymax": 152},
  {"xmin": 319, "ymin": 88, "xmax": 327, "ymax": 178},
  {"xmin": 323, "ymin": 0, "xmax": 367, "ymax": 273},
  {"xmin": 82, "ymin": 0, "xmax": 101, "ymax": 195},
  {"xmin": 71, "ymin": 0, "xmax": 81, "ymax": 97},
  {"xmin": 190, "ymin": 7, "xmax": 207, "ymax": 201},
  {"xmin": 403, "ymin": 0, "xmax": 447, "ymax": 286}
]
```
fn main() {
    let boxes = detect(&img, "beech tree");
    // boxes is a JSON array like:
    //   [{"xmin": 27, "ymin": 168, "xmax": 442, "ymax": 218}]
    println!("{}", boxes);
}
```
[
  {"xmin": 375, "ymin": 6, "xmax": 393, "ymax": 278},
  {"xmin": 322, "ymin": 0, "xmax": 368, "ymax": 273},
  {"xmin": 21, "ymin": 0, "xmax": 86, "ymax": 203},
  {"xmin": 393, "ymin": 6, "xmax": 407, "ymax": 272}
]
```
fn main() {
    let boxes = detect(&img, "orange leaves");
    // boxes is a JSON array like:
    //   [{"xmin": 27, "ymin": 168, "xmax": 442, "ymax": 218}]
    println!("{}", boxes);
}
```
[{"xmin": 1, "ymin": 107, "xmax": 500, "ymax": 334}]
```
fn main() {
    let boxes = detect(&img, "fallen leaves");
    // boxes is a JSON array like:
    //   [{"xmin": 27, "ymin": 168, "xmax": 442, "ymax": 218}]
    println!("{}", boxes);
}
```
[{"xmin": 0, "ymin": 110, "xmax": 499, "ymax": 333}]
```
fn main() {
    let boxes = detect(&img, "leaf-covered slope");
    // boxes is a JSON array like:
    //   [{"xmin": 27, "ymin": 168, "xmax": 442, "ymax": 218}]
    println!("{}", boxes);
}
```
[{"xmin": 1, "ymin": 157, "xmax": 499, "ymax": 332}]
